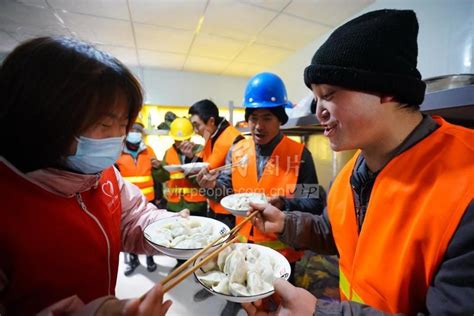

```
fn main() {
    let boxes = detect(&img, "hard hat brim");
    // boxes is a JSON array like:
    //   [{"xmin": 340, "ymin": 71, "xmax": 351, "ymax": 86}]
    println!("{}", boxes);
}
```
[
  {"xmin": 244, "ymin": 100, "xmax": 293, "ymax": 109},
  {"xmin": 170, "ymin": 134, "xmax": 193, "ymax": 141}
]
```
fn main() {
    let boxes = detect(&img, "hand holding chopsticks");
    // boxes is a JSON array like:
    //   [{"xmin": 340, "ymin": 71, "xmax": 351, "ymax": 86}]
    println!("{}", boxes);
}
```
[{"xmin": 139, "ymin": 210, "xmax": 259, "ymax": 301}]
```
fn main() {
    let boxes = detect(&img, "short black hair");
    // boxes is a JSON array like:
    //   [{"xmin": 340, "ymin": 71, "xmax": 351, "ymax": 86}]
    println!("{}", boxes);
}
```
[
  {"xmin": 0, "ymin": 36, "xmax": 143, "ymax": 172},
  {"xmin": 188, "ymin": 99, "xmax": 219, "ymax": 123},
  {"xmin": 245, "ymin": 106, "xmax": 288, "ymax": 125}
]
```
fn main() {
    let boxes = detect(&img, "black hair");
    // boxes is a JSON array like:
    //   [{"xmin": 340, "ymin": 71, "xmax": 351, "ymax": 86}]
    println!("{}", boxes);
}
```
[
  {"xmin": 0, "ymin": 36, "xmax": 143, "ymax": 172},
  {"xmin": 245, "ymin": 106, "xmax": 289, "ymax": 125},
  {"xmin": 188, "ymin": 99, "xmax": 219, "ymax": 124}
]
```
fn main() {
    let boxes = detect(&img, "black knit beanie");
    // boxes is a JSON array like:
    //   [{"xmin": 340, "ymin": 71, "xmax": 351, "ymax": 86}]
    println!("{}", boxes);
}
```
[
  {"xmin": 245, "ymin": 106, "xmax": 289, "ymax": 125},
  {"xmin": 304, "ymin": 9, "xmax": 426, "ymax": 106}
]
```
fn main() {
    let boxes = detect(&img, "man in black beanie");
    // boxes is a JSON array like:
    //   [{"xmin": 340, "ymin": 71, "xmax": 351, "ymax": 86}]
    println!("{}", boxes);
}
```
[{"xmin": 244, "ymin": 9, "xmax": 474, "ymax": 316}]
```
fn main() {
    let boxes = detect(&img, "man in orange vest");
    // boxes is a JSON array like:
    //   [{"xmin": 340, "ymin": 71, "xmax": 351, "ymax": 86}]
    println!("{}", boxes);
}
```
[
  {"xmin": 243, "ymin": 9, "xmax": 474, "ymax": 316},
  {"xmin": 197, "ymin": 72, "xmax": 323, "ymax": 316},
  {"xmin": 188, "ymin": 99, "xmax": 244, "ymax": 229},
  {"xmin": 116, "ymin": 120, "xmax": 159, "ymax": 276},
  {"xmin": 153, "ymin": 117, "xmax": 207, "ymax": 215}
]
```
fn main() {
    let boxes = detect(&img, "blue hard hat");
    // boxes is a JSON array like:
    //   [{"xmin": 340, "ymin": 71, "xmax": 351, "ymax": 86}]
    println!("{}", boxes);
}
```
[{"xmin": 243, "ymin": 72, "xmax": 292, "ymax": 109}]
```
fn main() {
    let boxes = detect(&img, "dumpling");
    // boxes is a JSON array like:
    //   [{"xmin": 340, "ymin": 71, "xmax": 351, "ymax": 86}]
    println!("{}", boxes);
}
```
[
  {"xmin": 169, "ymin": 224, "xmax": 190, "ymax": 238},
  {"xmin": 229, "ymin": 282, "xmax": 250, "ymax": 296},
  {"xmin": 246, "ymin": 247, "xmax": 260, "ymax": 264},
  {"xmin": 217, "ymin": 246, "xmax": 233, "ymax": 270},
  {"xmin": 190, "ymin": 233, "xmax": 208, "ymax": 247},
  {"xmin": 200, "ymin": 258, "xmax": 218, "ymax": 273},
  {"xmin": 212, "ymin": 276, "xmax": 230, "ymax": 295},
  {"xmin": 170, "ymin": 235, "xmax": 187, "ymax": 247},
  {"xmin": 248, "ymin": 261, "xmax": 275, "ymax": 285},
  {"xmin": 197, "ymin": 271, "xmax": 227, "ymax": 287},
  {"xmin": 247, "ymin": 271, "xmax": 273, "ymax": 295},
  {"xmin": 224, "ymin": 250, "xmax": 247, "ymax": 284},
  {"xmin": 153, "ymin": 235, "xmax": 171, "ymax": 247}
]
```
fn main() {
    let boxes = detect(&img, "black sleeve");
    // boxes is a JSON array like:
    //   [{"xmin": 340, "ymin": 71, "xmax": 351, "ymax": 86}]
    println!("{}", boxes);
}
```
[
  {"xmin": 284, "ymin": 147, "xmax": 326, "ymax": 215},
  {"xmin": 425, "ymin": 199, "xmax": 474, "ymax": 315}
]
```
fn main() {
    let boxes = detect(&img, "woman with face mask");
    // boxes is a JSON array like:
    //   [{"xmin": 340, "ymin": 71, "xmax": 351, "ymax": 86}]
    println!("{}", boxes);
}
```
[{"xmin": 0, "ymin": 37, "xmax": 180, "ymax": 315}]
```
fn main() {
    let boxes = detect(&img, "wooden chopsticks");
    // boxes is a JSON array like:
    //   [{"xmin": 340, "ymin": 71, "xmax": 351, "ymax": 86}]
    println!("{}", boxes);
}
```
[
  {"xmin": 139, "ymin": 211, "xmax": 258, "ymax": 300},
  {"xmin": 163, "ymin": 234, "xmax": 239, "ymax": 293}
]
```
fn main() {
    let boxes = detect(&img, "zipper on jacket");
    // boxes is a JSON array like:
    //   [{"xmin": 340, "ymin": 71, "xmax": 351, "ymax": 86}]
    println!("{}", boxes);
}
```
[{"xmin": 76, "ymin": 193, "xmax": 112, "ymax": 295}]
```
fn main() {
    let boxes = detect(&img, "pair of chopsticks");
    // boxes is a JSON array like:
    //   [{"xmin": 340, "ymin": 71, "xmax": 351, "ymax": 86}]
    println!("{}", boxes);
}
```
[
  {"xmin": 188, "ymin": 155, "xmax": 248, "ymax": 179},
  {"xmin": 139, "ymin": 210, "xmax": 259, "ymax": 300}
]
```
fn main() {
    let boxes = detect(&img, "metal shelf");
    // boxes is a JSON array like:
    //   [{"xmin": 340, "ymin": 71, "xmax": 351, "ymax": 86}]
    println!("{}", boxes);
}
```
[{"xmin": 420, "ymin": 84, "xmax": 474, "ymax": 127}]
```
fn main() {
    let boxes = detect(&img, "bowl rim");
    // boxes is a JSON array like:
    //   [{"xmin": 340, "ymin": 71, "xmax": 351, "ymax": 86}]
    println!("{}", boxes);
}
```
[
  {"xmin": 193, "ymin": 243, "xmax": 291, "ymax": 299},
  {"xmin": 144, "ymin": 216, "xmax": 231, "ymax": 251},
  {"xmin": 220, "ymin": 192, "xmax": 268, "ymax": 213}
]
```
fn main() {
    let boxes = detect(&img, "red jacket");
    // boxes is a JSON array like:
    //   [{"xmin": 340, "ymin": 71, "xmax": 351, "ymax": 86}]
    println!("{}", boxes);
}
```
[{"xmin": 0, "ymin": 164, "xmax": 122, "ymax": 315}]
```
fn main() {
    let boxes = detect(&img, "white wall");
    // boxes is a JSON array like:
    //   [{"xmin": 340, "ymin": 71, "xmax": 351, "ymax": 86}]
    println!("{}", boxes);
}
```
[
  {"xmin": 135, "ymin": 66, "xmax": 249, "ymax": 107},
  {"xmin": 270, "ymin": 0, "xmax": 474, "ymax": 103}
]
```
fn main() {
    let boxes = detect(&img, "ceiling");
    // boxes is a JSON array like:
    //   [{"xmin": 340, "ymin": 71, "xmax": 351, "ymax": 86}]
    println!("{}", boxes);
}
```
[{"xmin": 0, "ymin": 0, "xmax": 373, "ymax": 77}]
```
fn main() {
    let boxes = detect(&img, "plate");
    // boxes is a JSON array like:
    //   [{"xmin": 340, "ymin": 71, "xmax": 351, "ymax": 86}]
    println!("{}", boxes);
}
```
[
  {"xmin": 220, "ymin": 193, "xmax": 268, "ymax": 217},
  {"xmin": 193, "ymin": 243, "xmax": 291, "ymax": 303},
  {"xmin": 163, "ymin": 164, "xmax": 184, "ymax": 172},
  {"xmin": 181, "ymin": 162, "xmax": 209, "ymax": 174},
  {"xmin": 144, "ymin": 216, "xmax": 230, "ymax": 260}
]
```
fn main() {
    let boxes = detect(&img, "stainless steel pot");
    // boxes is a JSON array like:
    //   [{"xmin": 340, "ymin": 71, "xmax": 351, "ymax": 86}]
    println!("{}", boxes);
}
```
[{"xmin": 423, "ymin": 74, "xmax": 474, "ymax": 93}]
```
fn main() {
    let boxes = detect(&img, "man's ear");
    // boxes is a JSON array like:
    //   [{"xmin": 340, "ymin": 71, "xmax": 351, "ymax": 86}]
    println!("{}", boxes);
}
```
[{"xmin": 208, "ymin": 117, "xmax": 215, "ymax": 126}]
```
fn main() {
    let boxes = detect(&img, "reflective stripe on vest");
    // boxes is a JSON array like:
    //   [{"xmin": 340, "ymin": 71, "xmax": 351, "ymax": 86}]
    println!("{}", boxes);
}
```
[
  {"xmin": 165, "ymin": 147, "xmax": 206, "ymax": 203},
  {"xmin": 168, "ymin": 187, "xmax": 194, "ymax": 194},
  {"xmin": 116, "ymin": 147, "xmax": 156, "ymax": 202},
  {"xmin": 123, "ymin": 175, "xmax": 153, "ymax": 183},
  {"xmin": 170, "ymin": 172, "xmax": 186, "ymax": 180},
  {"xmin": 140, "ymin": 186, "xmax": 154, "ymax": 196},
  {"xmin": 327, "ymin": 116, "xmax": 473, "ymax": 314},
  {"xmin": 339, "ymin": 269, "xmax": 364, "ymax": 304}
]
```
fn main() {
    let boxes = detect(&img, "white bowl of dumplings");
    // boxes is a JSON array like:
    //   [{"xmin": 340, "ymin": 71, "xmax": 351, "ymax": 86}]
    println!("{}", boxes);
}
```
[
  {"xmin": 220, "ymin": 193, "xmax": 268, "ymax": 217},
  {"xmin": 194, "ymin": 243, "xmax": 291, "ymax": 303},
  {"xmin": 144, "ymin": 216, "xmax": 230, "ymax": 260}
]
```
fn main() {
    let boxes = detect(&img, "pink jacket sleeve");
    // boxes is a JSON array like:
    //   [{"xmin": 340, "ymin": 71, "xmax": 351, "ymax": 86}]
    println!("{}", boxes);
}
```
[{"xmin": 114, "ymin": 168, "xmax": 178, "ymax": 255}]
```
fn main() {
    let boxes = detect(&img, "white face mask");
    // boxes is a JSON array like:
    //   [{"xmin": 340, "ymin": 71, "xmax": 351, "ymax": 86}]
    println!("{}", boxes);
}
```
[
  {"xmin": 65, "ymin": 135, "xmax": 125, "ymax": 174},
  {"xmin": 126, "ymin": 131, "xmax": 142, "ymax": 144}
]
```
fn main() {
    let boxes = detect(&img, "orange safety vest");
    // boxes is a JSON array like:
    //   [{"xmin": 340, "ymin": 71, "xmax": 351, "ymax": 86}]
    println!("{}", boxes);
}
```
[
  {"xmin": 0, "ymin": 163, "xmax": 122, "ymax": 314},
  {"xmin": 327, "ymin": 116, "xmax": 474, "ymax": 314},
  {"xmin": 203, "ymin": 125, "xmax": 242, "ymax": 214},
  {"xmin": 164, "ymin": 146, "xmax": 206, "ymax": 203},
  {"xmin": 116, "ymin": 146, "xmax": 155, "ymax": 201},
  {"xmin": 232, "ymin": 136, "xmax": 305, "ymax": 263}
]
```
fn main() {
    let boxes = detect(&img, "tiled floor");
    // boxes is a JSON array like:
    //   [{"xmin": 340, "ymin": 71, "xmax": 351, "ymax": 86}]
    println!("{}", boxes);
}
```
[{"xmin": 115, "ymin": 252, "xmax": 246, "ymax": 316}]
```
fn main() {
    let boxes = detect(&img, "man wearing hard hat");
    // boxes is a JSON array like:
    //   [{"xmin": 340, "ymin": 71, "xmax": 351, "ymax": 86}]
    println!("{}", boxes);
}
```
[
  {"xmin": 197, "ymin": 72, "xmax": 323, "ymax": 316},
  {"xmin": 153, "ymin": 117, "xmax": 207, "ymax": 215},
  {"xmin": 115, "ymin": 119, "xmax": 160, "ymax": 275}
]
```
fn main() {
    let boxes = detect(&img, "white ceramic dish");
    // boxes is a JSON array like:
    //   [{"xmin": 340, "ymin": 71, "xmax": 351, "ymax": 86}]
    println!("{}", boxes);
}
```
[
  {"xmin": 144, "ymin": 216, "xmax": 230, "ymax": 260},
  {"xmin": 163, "ymin": 164, "xmax": 184, "ymax": 172},
  {"xmin": 193, "ymin": 243, "xmax": 291, "ymax": 303},
  {"xmin": 220, "ymin": 193, "xmax": 268, "ymax": 217},
  {"xmin": 181, "ymin": 162, "xmax": 209, "ymax": 174}
]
